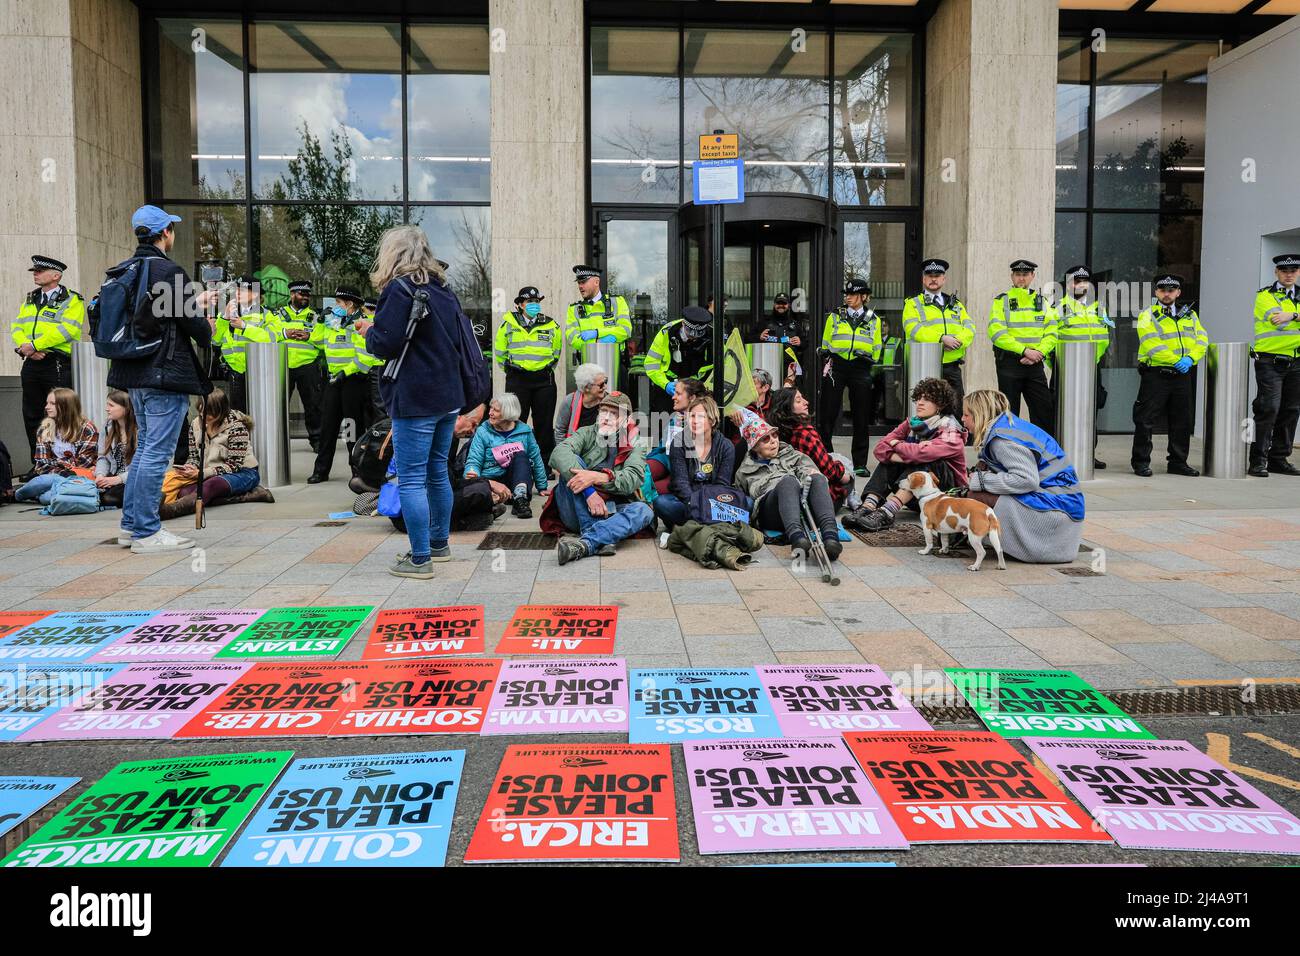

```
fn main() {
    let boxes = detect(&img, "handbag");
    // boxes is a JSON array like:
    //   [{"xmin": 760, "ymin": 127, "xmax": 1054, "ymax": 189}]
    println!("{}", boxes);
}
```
[
  {"xmin": 377, "ymin": 479, "xmax": 402, "ymax": 518},
  {"xmin": 162, "ymin": 468, "xmax": 190, "ymax": 503},
  {"xmin": 689, "ymin": 483, "xmax": 752, "ymax": 525}
]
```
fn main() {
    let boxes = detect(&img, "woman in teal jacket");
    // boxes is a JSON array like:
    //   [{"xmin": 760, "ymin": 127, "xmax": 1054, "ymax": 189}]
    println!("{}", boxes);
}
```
[{"xmin": 465, "ymin": 392, "xmax": 548, "ymax": 518}]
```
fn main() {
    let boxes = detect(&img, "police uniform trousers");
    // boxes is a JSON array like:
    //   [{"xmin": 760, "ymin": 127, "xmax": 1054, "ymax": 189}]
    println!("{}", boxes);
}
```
[
  {"xmin": 20, "ymin": 352, "xmax": 72, "ymax": 462},
  {"xmin": 506, "ymin": 365, "xmax": 558, "ymax": 467},
  {"xmin": 1250, "ymin": 354, "xmax": 1300, "ymax": 469},
  {"xmin": 226, "ymin": 370, "xmax": 248, "ymax": 415},
  {"xmin": 1131, "ymin": 364, "xmax": 1196, "ymax": 471},
  {"xmin": 313, "ymin": 374, "xmax": 369, "ymax": 478},
  {"xmin": 288, "ymin": 362, "xmax": 324, "ymax": 450},
  {"xmin": 995, "ymin": 351, "xmax": 1055, "ymax": 437},
  {"xmin": 941, "ymin": 360, "xmax": 965, "ymax": 413},
  {"xmin": 365, "ymin": 367, "xmax": 385, "ymax": 430},
  {"xmin": 817, "ymin": 355, "xmax": 874, "ymax": 469}
]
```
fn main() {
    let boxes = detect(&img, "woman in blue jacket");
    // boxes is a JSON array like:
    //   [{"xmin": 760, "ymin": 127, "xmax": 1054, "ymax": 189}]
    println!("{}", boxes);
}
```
[
  {"xmin": 362, "ymin": 225, "xmax": 484, "ymax": 579},
  {"xmin": 464, "ymin": 392, "xmax": 548, "ymax": 518}
]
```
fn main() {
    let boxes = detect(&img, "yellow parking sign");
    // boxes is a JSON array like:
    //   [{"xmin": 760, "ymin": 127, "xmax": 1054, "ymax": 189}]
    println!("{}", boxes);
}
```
[{"xmin": 699, "ymin": 133, "xmax": 739, "ymax": 160}]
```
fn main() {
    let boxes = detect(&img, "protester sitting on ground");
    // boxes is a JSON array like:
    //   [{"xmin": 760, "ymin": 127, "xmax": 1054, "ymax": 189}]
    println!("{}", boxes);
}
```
[
  {"xmin": 464, "ymin": 392, "xmax": 548, "ymax": 519},
  {"xmin": 174, "ymin": 388, "xmax": 260, "ymax": 506},
  {"xmin": 645, "ymin": 377, "xmax": 708, "ymax": 499},
  {"xmin": 554, "ymin": 363, "xmax": 609, "ymax": 443},
  {"xmin": 734, "ymin": 409, "xmax": 842, "ymax": 562},
  {"xmin": 549, "ymin": 390, "xmax": 653, "ymax": 565},
  {"xmin": 28, "ymin": 387, "xmax": 98, "ymax": 484},
  {"xmin": 962, "ymin": 388, "xmax": 1085, "ymax": 563},
  {"xmin": 844, "ymin": 377, "xmax": 968, "ymax": 532},
  {"xmin": 95, "ymin": 389, "xmax": 136, "ymax": 508},
  {"xmin": 766, "ymin": 387, "xmax": 854, "ymax": 510},
  {"xmin": 652, "ymin": 395, "xmax": 735, "ymax": 533}
]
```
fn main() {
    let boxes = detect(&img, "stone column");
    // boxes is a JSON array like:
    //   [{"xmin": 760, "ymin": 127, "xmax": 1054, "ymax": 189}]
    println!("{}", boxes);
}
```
[
  {"xmin": 923, "ymin": 0, "xmax": 1057, "ymax": 394},
  {"xmin": 488, "ymin": 0, "xmax": 586, "ymax": 399}
]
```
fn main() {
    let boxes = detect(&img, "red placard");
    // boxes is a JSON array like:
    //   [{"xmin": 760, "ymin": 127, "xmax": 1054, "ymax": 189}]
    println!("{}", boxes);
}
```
[
  {"xmin": 465, "ymin": 744, "xmax": 679, "ymax": 863},
  {"xmin": 843, "ymin": 730, "xmax": 1110, "ymax": 845},
  {"xmin": 494, "ymin": 605, "xmax": 619, "ymax": 656},
  {"xmin": 0, "ymin": 611, "xmax": 55, "ymax": 642},
  {"xmin": 173, "ymin": 662, "xmax": 371, "ymax": 739},
  {"xmin": 331, "ymin": 659, "xmax": 502, "ymax": 736},
  {"xmin": 361, "ymin": 605, "xmax": 486, "ymax": 661}
]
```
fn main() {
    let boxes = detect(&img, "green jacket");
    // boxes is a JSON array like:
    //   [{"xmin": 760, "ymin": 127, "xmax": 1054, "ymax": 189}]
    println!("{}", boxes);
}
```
[
  {"xmin": 667, "ymin": 520, "xmax": 765, "ymax": 570},
  {"xmin": 734, "ymin": 442, "xmax": 818, "ymax": 507},
  {"xmin": 549, "ymin": 424, "xmax": 648, "ymax": 501}
]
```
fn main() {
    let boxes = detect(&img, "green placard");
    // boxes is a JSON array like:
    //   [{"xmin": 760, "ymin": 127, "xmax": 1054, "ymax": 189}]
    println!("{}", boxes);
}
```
[
  {"xmin": 216, "ymin": 605, "xmax": 375, "ymax": 660},
  {"xmin": 2, "ymin": 751, "xmax": 293, "ymax": 867},
  {"xmin": 945, "ymin": 668, "xmax": 1154, "ymax": 740}
]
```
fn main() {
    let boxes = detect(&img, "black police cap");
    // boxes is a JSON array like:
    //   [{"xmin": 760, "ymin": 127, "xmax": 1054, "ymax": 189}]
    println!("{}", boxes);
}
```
[
  {"xmin": 1274, "ymin": 254, "xmax": 1300, "ymax": 269},
  {"xmin": 515, "ymin": 286, "xmax": 544, "ymax": 304},
  {"xmin": 843, "ymin": 278, "xmax": 871, "ymax": 296},
  {"xmin": 922, "ymin": 258, "xmax": 949, "ymax": 275},
  {"xmin": 1010, "ymin": 259, "xmax": 1038, "ymax": 272},
  {"xmin": 29, "ymin": 255, "xmax": 67, "ymax": 273}
]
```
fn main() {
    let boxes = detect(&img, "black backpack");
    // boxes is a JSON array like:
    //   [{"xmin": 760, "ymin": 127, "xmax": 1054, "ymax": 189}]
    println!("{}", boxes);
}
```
[
  {"xmin": 350, "ymin": 417, "xmax": 393, "ymax": 488},
  {"xmin": 0, "ymin": 439, "xmax": 13, "ymax": 500}
]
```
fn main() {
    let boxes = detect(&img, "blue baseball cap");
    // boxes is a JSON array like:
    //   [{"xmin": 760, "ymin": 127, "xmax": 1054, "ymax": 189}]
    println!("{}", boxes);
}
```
[{"xmin": 131, "ymin": 204, "xmax": 182, "ymax": 234}]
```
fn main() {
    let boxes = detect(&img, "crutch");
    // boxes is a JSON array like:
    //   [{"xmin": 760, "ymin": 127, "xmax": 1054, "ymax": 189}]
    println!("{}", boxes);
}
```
[{"xmin": 799, "ymin": 488, "xmax": 840, "ymax": 586}]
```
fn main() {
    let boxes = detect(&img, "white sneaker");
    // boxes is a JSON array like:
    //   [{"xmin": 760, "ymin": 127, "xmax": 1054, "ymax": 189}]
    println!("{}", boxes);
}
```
[
  {"xmin": 117, "ymin": 535, "xmax": 133, "ymax": 547},
  {"xmin": 658, "ymin": 531, "xmax": 670, "ymax": 550},
  {"xmin": 130, "ymin": 529, "xmax": 195, "ymax": 554}
]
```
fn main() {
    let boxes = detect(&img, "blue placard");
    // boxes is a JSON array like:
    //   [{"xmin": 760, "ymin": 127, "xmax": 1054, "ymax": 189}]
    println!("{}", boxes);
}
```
[
  {"xmin": 629, "ymin": 668, "xmax": 782, "ymax": 743},
  {"xmin": 221, "ymin": 750, "xmax": 465, "ymax": 867},
  {"xmin": 0, "ymin": 611, "xmax": 159, "ymax": 663},
  {"xmin": 0, "ymin": 663, "xmax": 122, "ymax": 741},
  {"xmin": 0, "ymin": 776, "xmax": 80, "ymax": 839},
  {"xmin": 693, "ymin": 158, "xmax": 745, "ymax": 205}
]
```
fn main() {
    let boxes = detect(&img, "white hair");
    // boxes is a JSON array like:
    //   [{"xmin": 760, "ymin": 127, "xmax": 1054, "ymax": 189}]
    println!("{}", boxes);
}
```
[
  {"xmin": 370, "ymin": 224, "xmax": 446, "ymax": 291},
  {"xmin": 752, "ymin": 368, "xmax": 773, "ymax": 389},
  {"xmin": 495, "ymin": 392, "xmax": 521, "ymax": 424},
  {"xmin": 574, "ymin": 363, "xmax": 606, "ymax": 390}
]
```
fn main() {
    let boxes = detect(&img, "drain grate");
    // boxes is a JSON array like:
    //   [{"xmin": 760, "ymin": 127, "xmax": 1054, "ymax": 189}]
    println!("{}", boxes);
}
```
[
  {"xmin": 314, "ymin": 521, "xmax": 348, "ymax": 527},
  {"xmin": 478, "ymin": 531, "xmax": 557, "ymax": 551},
  {"xmin": 847, "ymin": 524, "xmax": 927, "ymax": 548},
  {"xmin": 916, "ymin": 684, "xmax": 1300, "ymax": 724},
  {"xmin": 1057, "ymin": 566, "xmax": 1103, "ymax": 577}
]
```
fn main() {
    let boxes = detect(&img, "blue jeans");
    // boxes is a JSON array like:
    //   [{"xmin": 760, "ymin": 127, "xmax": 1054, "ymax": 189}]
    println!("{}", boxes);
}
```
[
  {"xmin": 652, "ymin": 493, "xmax": 690, "ymax": 530},
  {"xmin": 123, "ymin": 388, "xmax": 190, "ymax": 539},
  {"xmin": 220, "ymin": 467, "xmax": 260, "ymax": 496},
  {"xmin": 553, "ymin": 480, "xmax": 654, "ymax": 551},
  {"xmin": 391, "ymin": 411, "xmax": 458, "ymax": 561},
  {"xmin": 15, "ymin": 472, "xmax": 63, "ymax": 504}
]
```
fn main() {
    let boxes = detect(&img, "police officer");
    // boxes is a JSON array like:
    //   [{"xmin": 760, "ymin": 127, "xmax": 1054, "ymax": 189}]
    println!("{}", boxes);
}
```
[
  {"xmin": 275, "ymin": 279, "xmax": 323, "ymax": 453},
  {"xmin": 1131, "ymin": 274, "xmax": 1207, "ymax": 478},
  {"xmin": 495, "ymin": 285, "xmax": 562, "ymax": 464},
  {"xmin": 818, "ymin": 278, "xmax": 882, "ymax": 474},
  {"xmin": 11, "ymin": 254, "xmax": 84, "ymax": 467},
  {"xmin": 566, "ymin": 265, "xmax": 631, "ymax": 384},
  {"xmin": 352, "ymin": 301, "xmax": 385, "ymax": 430},
  {"xmin": 901, "ymin": 257, "xmax": 974, "ymax": 408},
  {"xmin": 988, "ymin": 259, "xmax": 1058, "ymax": 435},
  {"xmin": 214, "ymin": 275, "xmax": 276, "ymax": 412},
  {"xmin": 644, "ymin": 306, "xmax": 714, "ymax": 414},
  {"xmin": 363, "ymin": 299, "xmax": 377, "ymax": 320},
  {"xmin": 1248, "ymin": 253, "xmax": 1300, "ymax": 478},
  {"xmin": 308, "ymin": 287, "xmax": 369, "ymax": 484},
  {"xmin": 1055, "ymin": 265, "xmax": 1113, "ymax": 469}
]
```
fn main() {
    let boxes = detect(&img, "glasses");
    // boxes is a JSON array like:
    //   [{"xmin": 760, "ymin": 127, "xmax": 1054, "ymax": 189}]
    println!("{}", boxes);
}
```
[{"xmin": 590, "ymin": 379, "xmax": 608, "ymax": 390}]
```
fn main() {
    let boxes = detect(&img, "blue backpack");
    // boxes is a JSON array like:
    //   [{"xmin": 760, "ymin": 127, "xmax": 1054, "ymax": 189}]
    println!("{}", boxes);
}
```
[
  {"xmin": 89, "ymin": 257, "xmax": 163, "ymax": 360},
  {"xmin": 41, "ymin": 476, "xmax": 100, "ymax": 516}
]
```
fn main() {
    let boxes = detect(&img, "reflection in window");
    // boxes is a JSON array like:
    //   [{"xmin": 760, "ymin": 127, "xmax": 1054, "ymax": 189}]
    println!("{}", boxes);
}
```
[
  {"xmin": 832, "ymin": 33, "xmax": 913, "ymax": 206},
  {"xmin": 843, "ymin": 221, "xmax": 907, "ymax": 326},
  {"xmin": 1055, "ymin": 212, "xmax": 1086, "ymax": 278},
  {"xmin": 1056, "ymin": 38, "xmax": 1089, "ymax": 208},
  {"xmin": 254, "ymin": 204, "xmax": 403, "ymax": 299},
  {"xmin": 684, "ymin": 29, "xmax": 829, "ymax": 196},
  {"xmin": 155, "ymin": 20, "xmax": 246, "ymax": 200},
  {"xmin": 407, "ymin": 24, "xmax": 490, "ymax": 202},
  {"xmin": 591, "ymin": 27, "xmax": 681, "ymax": 203},
  {"xmin": 249, "ymin": 21, "xmax": 403, "ymax": 201},
  {"xmin": 166, "ymin": 204, "xmax": 249, "ymax": 281},
  {"xmin": 606, "ymin": 220, "xmax": 669, "ymax": 342},
  {"xmin": 408, "ymin": 206, "xmax": 493, "ymax": 347}
]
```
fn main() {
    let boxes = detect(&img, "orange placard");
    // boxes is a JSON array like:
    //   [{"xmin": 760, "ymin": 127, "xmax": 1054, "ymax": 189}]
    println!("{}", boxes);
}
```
[
  {"xmin": 361, "ymin": 605, "xmax": 485, "ymax": 660},
  {"xmin": 174, "ymin": 662, "xmax": 371, "ymax": 738},
  {"xmin": 494, "ymin": 605, "xmax": 618, "ymax": 656}
]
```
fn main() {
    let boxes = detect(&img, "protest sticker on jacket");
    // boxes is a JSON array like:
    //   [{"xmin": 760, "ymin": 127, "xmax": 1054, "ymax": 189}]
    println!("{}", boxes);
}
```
[
  {"xmin": 757, "ymin": 665, "xmax": 931, "ymax": 736},
  {"xmin": 945, "ymin": 668, "xmax": 1153, "ymax": 740},
  {"xmin": 21, "ymin": 662, "xmax": 252, "ymax": 741},
  {"xmin": 629, "ymin": 668, "xmax": 782, "ymax": 743},
  {"xmin": 684, "ymin": 738, "xmax": 908, "ymax": 854},
  {"xmin": 464, "ymin": 744, "xmax": 678, "ymax": 863},
  {"xmin": 0, "ymin": 663, "xmax": 121, "ymax": 741},
  {"xmin": 221, "ymin": 750, "xmax": 465, "ymax": 867},
  {"xmin": 0, "ymin": 611, "xmax": 158, "ymax": 663},
  {"xmin": 483, "ymin": 659, "xmax": 629, "ymax": 735},
  {"xmin": 89, "ymin": 609, "xmax": 265, "ymax": 663},
  {"xmin": 843, "ymin": 731, "xmax": 1110, "ymax": 845},
  {"xmin": 1, "ymin": 751, "xmax": 293, "ymax": 868},
  {"xmin": 494, "ymin": 605, "xmax": 618, "ymax": 656},
  {"xmin": 331, "ymin": 660, "xmax": 502, "ymax": 737},
  {"xmin": 0, "ymin": 776, "xmax": 80, "ymax": 839},
  {"xmin": 215, "ymin": 605, "xmax": 374, "ymax": 660},
  {"xmin": 1024, "ymin": 737, "xmax": 1300, "ymax": 855},
  {"xmin": 0, "ymin": 611, "xmax": 55, "ymax": 643},
  {"xmin": 175, "ymin": 663, "xmax": 371, "ymax": 739},
  {"xmin": 361, "ymin": 606, "xmax": 485, "ymax": 661}
]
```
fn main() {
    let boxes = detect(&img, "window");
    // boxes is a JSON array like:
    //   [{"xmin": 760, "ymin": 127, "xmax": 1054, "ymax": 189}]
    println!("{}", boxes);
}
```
[
  {"xmin": 832, "ymin": 33, "xmax": 913, "ymax": 206},
  {"xmin": 407, "ymin": 24, "xmax": 491, "ymax": 202}
]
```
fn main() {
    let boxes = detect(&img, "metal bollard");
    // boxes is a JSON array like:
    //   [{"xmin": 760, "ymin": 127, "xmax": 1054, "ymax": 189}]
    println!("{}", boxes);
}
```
[
  {"xmin": 1203, "ymin": 342, "xmax": 1250, "ymax": 479},
  {"xmin": 245, "ymin": 340, "xmax": 290, "ymax": 487},
  {"xmin": 71, "ymin": 340, "xmax": 110, "ymax": 432},
  {"xmin": 1053, "ymin": 341, "xmax": 1096, "ymax": 483},
  {"xmin": 586, "ymin": 342, "xmax": 620, "ymax": 387},
  {"xmin": 904, "ymin": 341, "xmax": 942, "ymax": 412},
  {"xmin": 749, "ymin": 342, "xmax": 784, "ymax": 385}
]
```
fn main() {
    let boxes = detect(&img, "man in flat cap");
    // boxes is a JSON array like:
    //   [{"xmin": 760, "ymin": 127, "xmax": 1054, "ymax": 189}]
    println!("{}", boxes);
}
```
[
  {"xmin": 495, "ymin": 285, "xmax": 562, "ymax": 464},
  {"xmin": 818, "ymin": 277, "xmax": 882, "ymax": 475},
  {"xmin": 988, "ymin": 259, "xmax": 1058, "ymax": 434},
  {"xmin": 644, "ymin": 305, "xmax": 715, "ymax": 414},
  {"xmin": 1249, "ymin": 253, "xmax": 1300, "ymax": 477},
  {"xmin": 566, "ymin": 264, "xmax": 631, "ymax": 387},
  {"xmin": 271, "ymin": 279, "xmax": 323, "ymax": 452},
  {"xmin": 11, "ymin": 254, "xmax": 85, "ymax": 469},
  {"xmin": 1131, "ymin": 273, "xmax": 1207, "ymax": 478},
  {"xmin": 1055, "ymin": 265, "xmax": 1113, "ymax": 469},
  {"xmin": 901, "ymin": 257, "xmax": 974, "ymax": 408}
]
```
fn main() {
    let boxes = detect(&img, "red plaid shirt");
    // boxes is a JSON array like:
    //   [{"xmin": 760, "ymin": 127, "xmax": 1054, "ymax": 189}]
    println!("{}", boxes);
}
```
[{"xmin": 786, "ymin": 423, "xmax": 849, "ymax": 505}]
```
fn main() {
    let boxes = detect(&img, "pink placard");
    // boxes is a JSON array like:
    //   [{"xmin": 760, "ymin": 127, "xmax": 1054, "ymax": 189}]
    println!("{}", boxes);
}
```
[{"xmin": 757, "ymin": 665, "xmax": 931, "ymax": 736}]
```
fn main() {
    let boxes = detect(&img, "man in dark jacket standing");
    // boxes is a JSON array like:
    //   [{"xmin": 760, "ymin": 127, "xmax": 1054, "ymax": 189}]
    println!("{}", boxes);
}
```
[{"xmin": 107, "ymin": 205, "xmax": 217, "ymax": 553}]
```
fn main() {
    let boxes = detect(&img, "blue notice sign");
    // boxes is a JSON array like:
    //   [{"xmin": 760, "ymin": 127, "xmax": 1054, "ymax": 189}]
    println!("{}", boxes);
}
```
[{"xmin": 693, "ymin": 159, "xmax": 745, "ymax": 205}]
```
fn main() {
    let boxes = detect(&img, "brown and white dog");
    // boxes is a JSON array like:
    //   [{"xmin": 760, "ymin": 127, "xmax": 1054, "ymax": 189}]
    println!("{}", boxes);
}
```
[{"xmin": 902, "ymin": 471, "xmax": 1006, "ymax": 572}]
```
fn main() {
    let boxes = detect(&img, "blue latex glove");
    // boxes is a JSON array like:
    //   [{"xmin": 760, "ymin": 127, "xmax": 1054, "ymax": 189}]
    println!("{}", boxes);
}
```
[
  {"xmin": 665, "ymin": 381, "xmax": 676, "ymax": 396},
  {"xmin": 1174, "ymin": 356, "xmax": 1193, "ymax": 374},
  {"xmin": 580, "ymin": 330, "xmax": 597, "ymax": 342},
  {"xmin": 597, "ymin": 334, "xmax": 618, "ymax": 343}
]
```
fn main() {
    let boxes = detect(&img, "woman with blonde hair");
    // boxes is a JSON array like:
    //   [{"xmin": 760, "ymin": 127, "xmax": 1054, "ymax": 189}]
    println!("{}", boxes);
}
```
[
  {"xmin": 962, "ymin": 388, "xmax": 1085, "ymax": 563},
  {"xmin": 95, "ymin": 389, "xmax": 137, "ymax": 507},
  {"xmin": 360, "ymin": 225, "xmax": 487, "ymax": 579}
]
